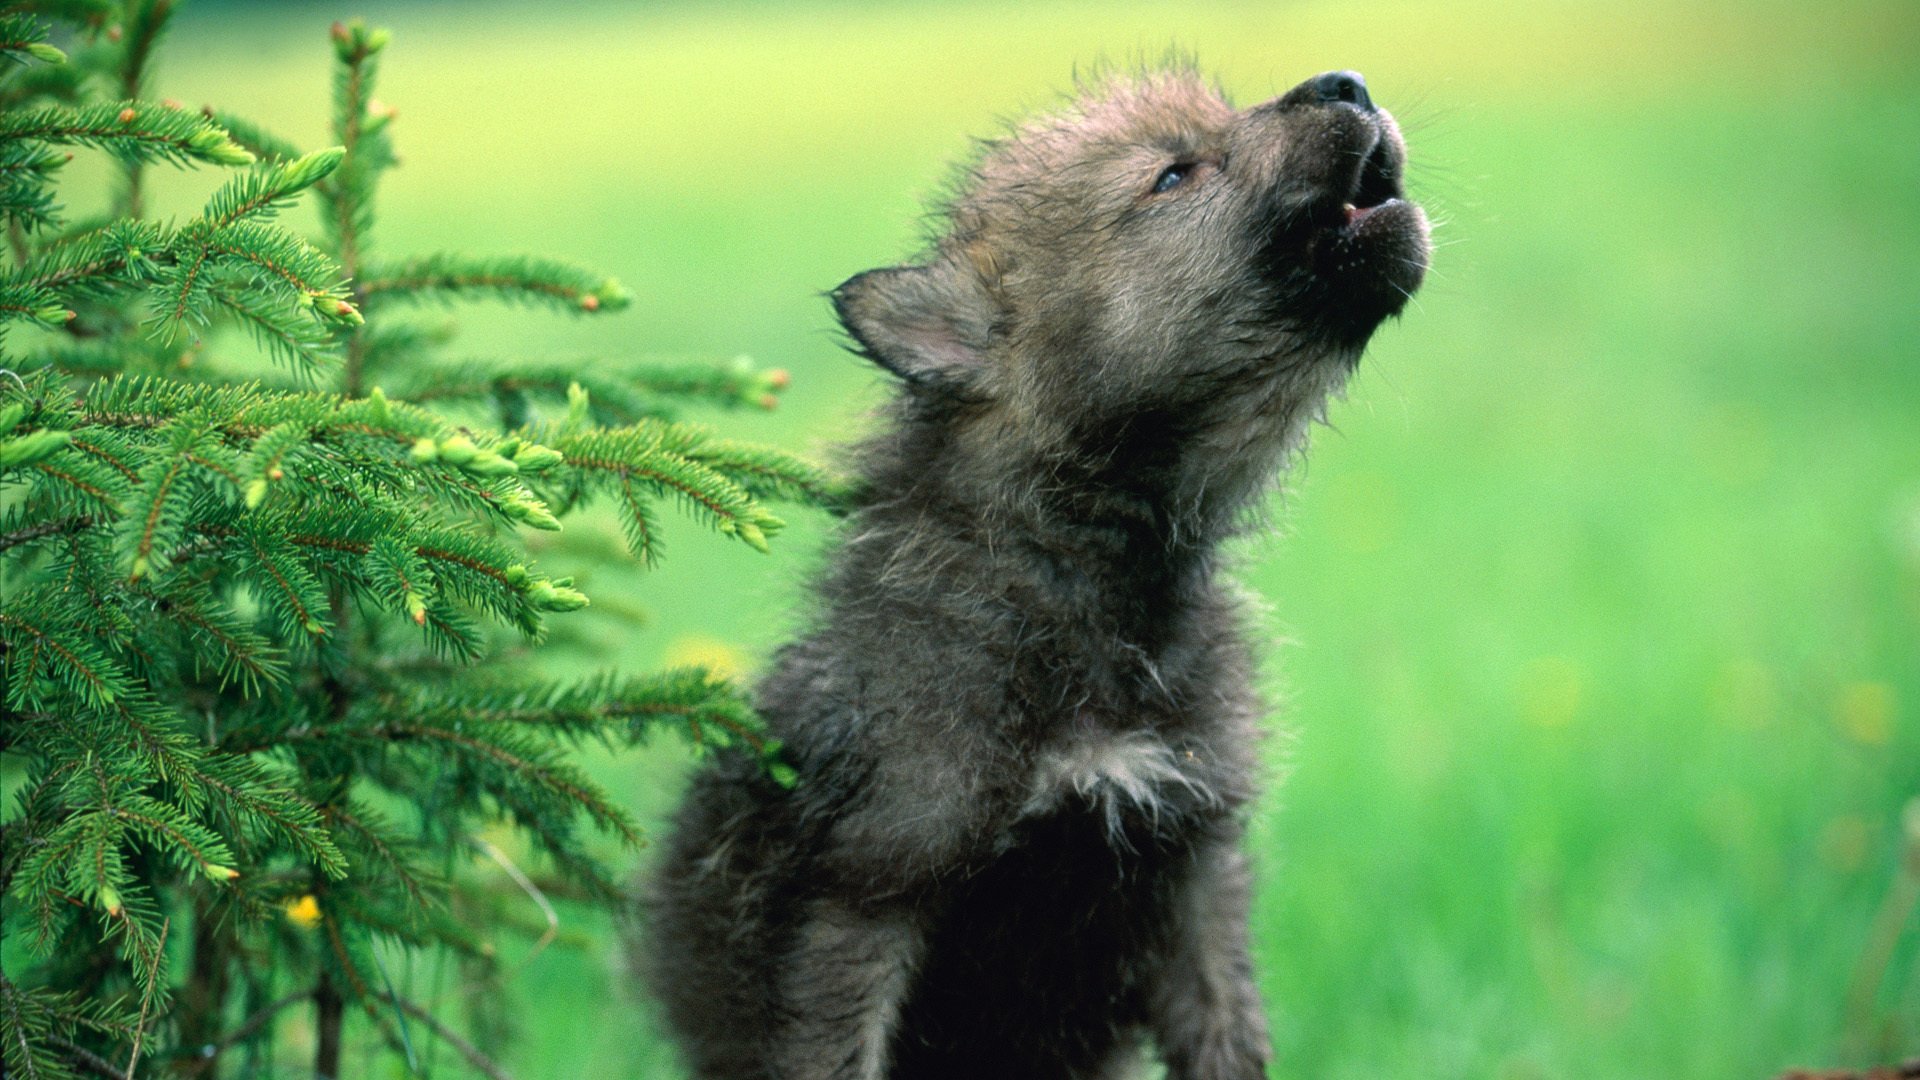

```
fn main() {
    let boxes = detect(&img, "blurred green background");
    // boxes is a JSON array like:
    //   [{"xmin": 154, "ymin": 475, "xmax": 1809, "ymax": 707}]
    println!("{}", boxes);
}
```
[{"xmin": 130, "ymin": 0, "xmax": 1920, "ymax": 1076}]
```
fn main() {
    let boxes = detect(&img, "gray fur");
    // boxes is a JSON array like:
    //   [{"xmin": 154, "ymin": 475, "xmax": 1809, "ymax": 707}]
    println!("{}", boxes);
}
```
[{"xmin": 635, "ymin": 65, "xmax": 1429, "ymax": 1080}]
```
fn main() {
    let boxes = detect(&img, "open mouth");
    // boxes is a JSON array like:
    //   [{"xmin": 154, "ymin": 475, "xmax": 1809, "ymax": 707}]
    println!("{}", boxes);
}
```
[{"xmin": 1337, "ymin": 134, "xmax": 1405, "ymax": 230}]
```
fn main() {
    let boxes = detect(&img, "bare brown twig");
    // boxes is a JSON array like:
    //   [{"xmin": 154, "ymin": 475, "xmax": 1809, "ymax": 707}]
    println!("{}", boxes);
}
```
[
  {"xmin": 175, "ymin": 989, "xmax": 312, "ymax": 1076},
  {"xmin": 1772, "ymin": 1060, "xmax": 1920, "ymax": 1080},
  {"xmin": 51, "ymin": 1035, "xmax": 130, "ymax": 1080},
  {"xmin": 124, "ymin": 916, "xmax": 169, "ymax": 1078},
  {"xmin": 394, "ymin": 997, "xmax": 515, "ymax": 1080}
]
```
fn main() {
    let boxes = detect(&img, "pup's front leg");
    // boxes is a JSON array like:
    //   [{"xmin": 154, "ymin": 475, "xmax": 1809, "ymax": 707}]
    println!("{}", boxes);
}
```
[
  {"xmin": 769, "ymin": 898, "xmax": 924, "ymax": 1080},
  {"xmin": 1149, "ymin": 841, "xmax": 1271, "ymax": 1080}
]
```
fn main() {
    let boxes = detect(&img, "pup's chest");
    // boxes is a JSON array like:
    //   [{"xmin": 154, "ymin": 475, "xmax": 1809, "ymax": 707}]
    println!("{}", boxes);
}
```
[{"xmin": 1019, "ymin": 720, "xmax": 1227, "ymax": 845}]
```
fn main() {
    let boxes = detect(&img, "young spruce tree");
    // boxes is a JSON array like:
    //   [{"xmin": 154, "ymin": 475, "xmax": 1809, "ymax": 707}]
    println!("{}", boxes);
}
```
[{"xmin": 0, "ymin": 4, "xmax": 837, "ymax": 1077}]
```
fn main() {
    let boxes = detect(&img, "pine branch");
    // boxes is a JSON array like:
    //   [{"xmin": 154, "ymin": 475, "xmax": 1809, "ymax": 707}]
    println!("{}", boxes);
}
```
[
  {"xmin": 541, "ymin": 421, "xmax": 790, "ymax": 561},
  {"xmin": 113, "ymin": 0, "xmax": 177, "ymax": 218},
  {"xmin": 319, "ymin": 19, "xmax": 389, "ymax": 403},
  {"xmin": 384, "ymin": 669, "xmax": 794, "ymax": 784},
  {"xmin": 316, "ymin": 802, "xmax": 436, "ymax": 912},
  {"xmin": 357, "ymin": 253, "xmax": 631, "ymax": 315},
  {"xmin": 71, "ymin": 376, "xmax": 568, "ymax": 532},
  {"xmin": 0, "ymin": 101, "xmax": 250, "ymax": 166},
  {"xmin": 199, "ymin": 109, "xmax": 301, "ymax": 165},
  {"xmin": 679, "ymin": 434, "xmax": 852, "ymax": 508},
  {"xmin": 6, "ymin": 220, "xmax": 162, "ymax": 299},
  {"xmin": 0, "ymin": 279, "xmax": 72, "ymax": 326},
  {"xmin": 103, "ymin": 794, "xmax": 237, "ymax": 881},
  {"xmin": 115, "ymin": 415, "xmax": 228, "ymax": 580},
  {"xmin": 192, "ymin": 756, "xmax": 346, "ymax": 877},
  {"xmin": 136, "ymin": 579, "xmax": 285, "ymax": 692},
  {"xmin": 273, "ymin": 712, "xmax": 644, "ymax": 850},
  {"xmin": 202, "ymin": 147, "xmax": 341, "ymax": 227},
  {"xmin": 114, "ymin": 1, "xmax": 173, "ymax": 103},
  {"xmin": 0, "ymin": 14, "xmax": 69, "ymax": 68},
  {"xmin": 0, "ymin": 513, "xmax": 93, "ymax": 553},
  {"xmin": 320, "ymin": 19, "xmax": 385, "ymax": 279},
  {"xmin": 2, "ymin": 975, "xmax": 139, "ymax": 1080},
  {"xmin": 379, "ymin": 354, "xmax": 796, "ymax": 423},
  {"xmin": 207, "ymin": 284, "xmax": 341, "ymax": 376},
  {"xmin": 0, "ymin": 603, "xmax": 140, "ymax": 714},
  {"xmin": 143, "ymin": 240, "xmax": 208, "ymax": 342}
]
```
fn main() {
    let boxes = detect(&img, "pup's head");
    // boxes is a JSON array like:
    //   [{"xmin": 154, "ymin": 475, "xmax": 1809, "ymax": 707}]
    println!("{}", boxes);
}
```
[{"xmin": 835, "ymin": 66, "xmax": 1427, "ymax": 467}]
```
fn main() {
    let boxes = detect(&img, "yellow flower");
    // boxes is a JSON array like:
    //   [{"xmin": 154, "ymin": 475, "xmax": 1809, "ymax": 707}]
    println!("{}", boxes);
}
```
[
  {"xmin": 1836, "ymin": 681, "xmax": 1894, "ymax": 747},
  {"xmin": 283, "ymin": 894, "xmax": 321, "ymax": 928},
  {"xmin": 664, "ymin": 634, "xmax": 748, "ymax": 681}
]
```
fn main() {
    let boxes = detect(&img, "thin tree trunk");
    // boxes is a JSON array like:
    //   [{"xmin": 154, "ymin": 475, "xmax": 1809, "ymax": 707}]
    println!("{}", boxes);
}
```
[
  {"xmin": 314, "ymin": 971, "xmax": 344, "ymax": 1080},
  {"xmin": 175, "ymin": 902, "xmax": 233, "ymax": 1078}
]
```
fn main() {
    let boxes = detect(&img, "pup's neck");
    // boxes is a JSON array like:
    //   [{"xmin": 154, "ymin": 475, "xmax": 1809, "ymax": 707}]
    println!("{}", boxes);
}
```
[
  {"xmin": 845, "ymin": 365, "xmax": 1343, "ymax": 636},
  {"xmin": 961, "ymin": 354, "xmax": 1348, "ymax": 548}
]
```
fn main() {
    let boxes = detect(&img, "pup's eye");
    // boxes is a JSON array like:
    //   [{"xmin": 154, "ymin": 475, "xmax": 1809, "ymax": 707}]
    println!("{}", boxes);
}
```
[{"xmin": 1152, "ymin": 163, "xmax": 1193, "ymax": 194}]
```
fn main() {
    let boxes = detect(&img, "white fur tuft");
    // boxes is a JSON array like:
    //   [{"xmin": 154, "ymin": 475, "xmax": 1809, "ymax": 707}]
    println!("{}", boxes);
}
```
[{"xmin": 1026, "ymin": 729, "xmax": 1220, "ymax": 844}]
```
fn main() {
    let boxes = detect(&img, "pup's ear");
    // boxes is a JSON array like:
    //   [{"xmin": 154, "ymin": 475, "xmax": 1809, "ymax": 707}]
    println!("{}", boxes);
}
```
[{"xmin": 831, "ymin": 260, "xmax": 993, "ymax": 395}]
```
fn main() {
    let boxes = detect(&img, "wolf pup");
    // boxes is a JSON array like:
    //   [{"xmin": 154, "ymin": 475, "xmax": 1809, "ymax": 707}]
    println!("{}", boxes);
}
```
[{"xmin": 639, "ymin": 67, "xmax": 1428, "ymax": 1080}]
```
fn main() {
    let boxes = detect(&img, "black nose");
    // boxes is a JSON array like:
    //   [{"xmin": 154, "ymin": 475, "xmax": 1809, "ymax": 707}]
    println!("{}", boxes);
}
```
[{"xmin": 1312, "ymin": 70, "xmax": 1373, "ymax": 111}]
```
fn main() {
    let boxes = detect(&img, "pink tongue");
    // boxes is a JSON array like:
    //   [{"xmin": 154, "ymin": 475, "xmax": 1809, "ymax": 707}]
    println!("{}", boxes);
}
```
[{"xmin": 1345, "ymin": 203, "xmax": 1377, "ymax": 226}]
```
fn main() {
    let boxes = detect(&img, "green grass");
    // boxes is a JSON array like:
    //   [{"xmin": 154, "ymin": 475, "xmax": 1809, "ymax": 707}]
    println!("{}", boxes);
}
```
[{"xmin": 124, "ymin": 0, "xmax": 1920, "ymax": 1075}]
